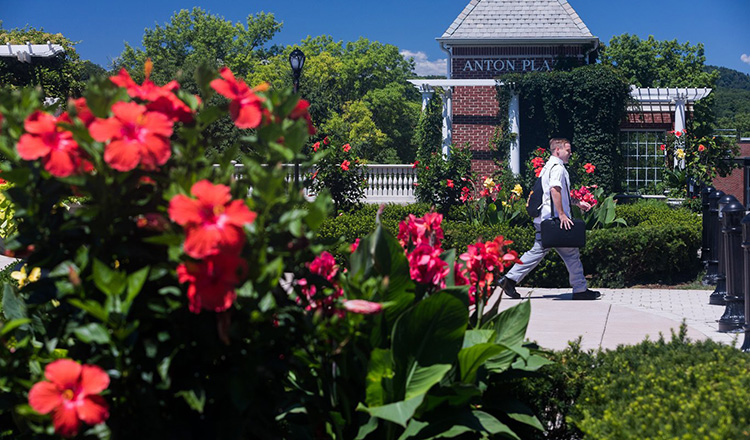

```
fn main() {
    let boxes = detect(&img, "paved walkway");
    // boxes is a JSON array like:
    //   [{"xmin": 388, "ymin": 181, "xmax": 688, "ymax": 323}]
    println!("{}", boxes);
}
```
[{"xmin": 496, "ymin": 286, "xmax": 745, "ymax": 351}]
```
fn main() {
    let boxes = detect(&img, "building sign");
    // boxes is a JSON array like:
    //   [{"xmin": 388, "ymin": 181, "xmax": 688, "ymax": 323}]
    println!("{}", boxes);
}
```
[{"xmin": 462, "ymin": 58, "xmax": 554, "ymax": 73}]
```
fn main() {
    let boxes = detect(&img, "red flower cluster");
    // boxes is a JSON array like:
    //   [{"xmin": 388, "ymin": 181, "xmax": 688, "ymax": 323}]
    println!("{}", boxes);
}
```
[
  {"xmin": 411, "ymin": 160, "xmax": 419, "ymax": 169},
  {"xmin": 583, "ymin": 163, "xmax": 596, "ymax": 174},
  {"xmin": 288, "ymin": 99, "xmax": 316, "ymax": 135},
  {"xmin": 459, "ymin": 236, "xmax": 520, "ymax": 304},
  {"xmin": 397, "ymin": 212, "xmax": 444, "ymax": 249},
  {"xmin": 698, "ymin": 144, "xmax": 706, "ymax": 152},
  {"xmin": 297, "ymin": 251, "xmax": 344, "ymax": 316},
  {"xmin": 341, "ymin": 160, "xmax": 351, "ymax": 171},
  {"xmin": 446, "ymin": 179, "xmax": 454, "ymax": 188},
  {"xmin": 397, "ymin": 213, "xmax": 455, "ymax": 289},
  {"xmin": 570, "ymin": 185, "xmax": 598, "ymax": 206},
  {"xmin": 460, "ymin": 186, "xmax": 472, "ymax": 202},
  {"xmin": 342, "ymin": 143, "xmax": 351, "ymax": 153},
  {"xmin": 169, "ymin": 180, "xmax": 257, "ymax": 313},
  {"xmin": 408, "ymin": 243, "xmax": 449, "ymax": 288},
  {"xmin": 110, "ymin": 59, "xmax": 198, "ymax": 123},
  {"xmin": 17, "ymin": 111, "xmax": 90, "ymax": 177},
  {"xmin": 531, "ymin": 157, "xmax": 546, "ymax": 177},
  {"xmin": 28, "ymin": 359, "xmax": 110, "ymax": 438}
]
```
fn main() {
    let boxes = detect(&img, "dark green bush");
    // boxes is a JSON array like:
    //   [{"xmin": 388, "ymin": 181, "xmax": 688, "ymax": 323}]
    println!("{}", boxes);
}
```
[
  {"xmin": 616, "ymin": 199, "xmax": 700, "ymax": 227},
  {"xmin": 507, "ymin": 327, "xmax": 750, "ymax": 440}
]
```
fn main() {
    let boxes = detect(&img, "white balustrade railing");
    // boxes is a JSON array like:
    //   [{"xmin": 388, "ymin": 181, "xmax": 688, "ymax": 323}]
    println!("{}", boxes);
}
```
[{"xmin": 221, "ymin": 163, "xmax": 418, "ymax": 204}]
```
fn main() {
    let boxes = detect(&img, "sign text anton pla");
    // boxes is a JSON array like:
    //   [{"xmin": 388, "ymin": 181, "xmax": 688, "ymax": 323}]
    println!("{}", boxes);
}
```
[{"xmin": 462, "ymin": 58, "xmax": 554, "ymax": 73}]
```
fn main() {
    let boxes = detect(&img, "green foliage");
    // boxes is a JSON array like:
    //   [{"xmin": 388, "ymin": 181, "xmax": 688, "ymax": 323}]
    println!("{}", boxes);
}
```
[
  {"xmin": 500, "ymin": 64, "xmax": 631, "ymax": 192},
  {"xmin": 601, "ymin": 34, "xmax": 718, "ymax": 137},
  {"xmin": 413, "ymin": 92, "xmax": 443, "ymax": 160},
  {"xmin": 248, "ymin": 36, "xmax": 420, "ymax": 163},
  {"xmin": 0, "ymin": 183, "xmax": 16, "ymax": 239},
  {"xmin": 414, "ymin": 145, "xmax": 474, "ymax": 214},
  {"xmin": 308, "ymin": 138, "xmax": 367, "ymax": 213},
  {"xmin": 506, "ymin": 328, "xmax": 750, "ymax": 440},
  {"xmin": 0, "ymin": 25, "xmax": 98, "ymax": 100}
]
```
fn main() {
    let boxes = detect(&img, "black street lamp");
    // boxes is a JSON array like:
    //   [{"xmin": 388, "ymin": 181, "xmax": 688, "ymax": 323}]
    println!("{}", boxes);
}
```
[
  {"xmin": 289, "ymin": 48, "xmax": 306, "ymax": 94},
  {"xmin": 288, "ymin": 48, "xmax": 306, "ymax": 187}
]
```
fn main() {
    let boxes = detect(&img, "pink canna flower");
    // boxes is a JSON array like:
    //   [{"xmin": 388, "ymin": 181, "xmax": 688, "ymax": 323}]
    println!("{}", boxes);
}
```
[
  {"xmin": 350, "ymin": 238, "xmax": 360, "ymax": 253},
  {"xmin": 89, "ymin": 102, "xmax": 174, "ymax": 171},
  {"xmin": 177, "ymin": 253, "xmax": 247, "ymax": 313},
  {"xmin": 343, "ymin": 299, "xmax": 382, "ymax": 315},
  {"xmin": 28, "ymin": 359, "xmax": 110, "ymax": 438},
  {"xmin": 407, "ymin": 243, "xmax": 449, "ymax": 288},
  {"xmin": 168, "ymin": 180, "xmax": 257, "ymax": 259}
]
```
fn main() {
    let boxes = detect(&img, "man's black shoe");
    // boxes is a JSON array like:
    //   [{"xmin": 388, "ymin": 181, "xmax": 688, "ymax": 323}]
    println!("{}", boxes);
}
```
[
  {"xmin": 499, "ymin": 277, "xmax": 521, "ymax": 299},
  {"xmin": 572, "ymin": 289, "xmax": 601, "ymax": 300}
]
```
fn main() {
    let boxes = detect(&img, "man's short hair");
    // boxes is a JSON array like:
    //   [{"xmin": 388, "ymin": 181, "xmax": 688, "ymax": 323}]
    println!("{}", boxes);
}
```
[{"xmin": 549, "ymin": 138, "xmax": 570, "ymax": 152}]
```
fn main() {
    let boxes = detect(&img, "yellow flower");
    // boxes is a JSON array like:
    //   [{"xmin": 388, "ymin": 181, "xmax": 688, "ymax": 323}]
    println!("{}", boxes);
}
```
[
  {"xmin": 11, "ymin": 265, "xmax": 41, "ymax": 288},
  {"xmin": 483, "ymin": 177, "xmax": 496, "ymax": 189},
  {"xmin": 676, "ymin": 148, "xmax": 686, "ymax": 160},
  {"xmin": 511, "ymin": 184, "xmax": 523, "ymax": 197},
  {"xmin": 502, "ymin": 200, "xmax": 509, "ymax": 207}
]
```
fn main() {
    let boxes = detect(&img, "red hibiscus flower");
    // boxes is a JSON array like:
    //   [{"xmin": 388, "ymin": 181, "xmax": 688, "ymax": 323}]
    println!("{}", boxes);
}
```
[
  {"xmin": 312, "ymin": 142, "xmax": 321, "ymax": 152},
  {"xmin": 343, "ymin": 299, "xmax": 382, "ymax": 315},
  {"xmin": 342, "ymin": 143, "xmax": 351, "ymax": 153},
  {"xmin": 698, "ymin": 144, "xmax": 706, "ymax": 152},
  {"xmin": 446, "ymin": 179, "xmax": 454, "ymax": 188},
  {"xmin": 341, "ymin": 160, "xmax": 351, "ymax": 171},
  {"xmin": 583, "ymin": 163, "xmax": 596, "ymax": 174},
  {"xmin": 660, "ymin": 144, "xmax": 666, "ymax": 151},
  {"xmin": 89, "ymin": 102, "xmax": 174, "ymax": 171},
  {"xmin": 210, "ymin": 67, "xmax": 266, "ymax": 129},
  {"xmin": 407, "ymin": 243, "xmax": 449, "ymax": 288},
  {"xmin": 323, "ymin": 136, "xmax": 330, "ymax": 145},
  {"xmin": 70, "ymin": 98, "xmax": 95, "ymax": 126},
  {"xmin": 177, "ymin": 253, "xmax": 247, "ymax": 313},
  {"xmin": 28, "ymin": 359, "xmax": 110, "ymax": 438},
  {"xmin": 412, "ymin": 160, "xmax": 419, "ymax": 168},
  {"xmin": 289, "ymin": 99, "xmax": 316, "ymax": 135},
  {"xmin": 168, "ymin": 180, "xmax": 257, "ymax": 259},
  {"xmin": 675, "ymin": 131, "xmax": 682, "ymax": 137},
  {"xmin": 534, "ymin": 167, "xmax": 543, "ymax": 177},
  {"xmin": 460, "ymin": 186, "xmax": 472, "ymax": 202},
  {"xmin": 17, "ymin": 111, "xmax": 85, "ymax": 177}
]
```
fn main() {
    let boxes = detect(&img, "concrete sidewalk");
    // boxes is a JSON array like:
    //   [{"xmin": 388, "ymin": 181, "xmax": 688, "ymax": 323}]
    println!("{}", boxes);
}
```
[{"xmin": 496, "ymin": 287, "xmax": 743, "ymax": 351}]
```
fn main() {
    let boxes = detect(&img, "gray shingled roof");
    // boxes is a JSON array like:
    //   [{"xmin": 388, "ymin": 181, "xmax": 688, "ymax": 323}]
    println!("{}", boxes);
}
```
[{"xmin": 440, "ymin": 0, "xmax": 595, "ymax": 40}]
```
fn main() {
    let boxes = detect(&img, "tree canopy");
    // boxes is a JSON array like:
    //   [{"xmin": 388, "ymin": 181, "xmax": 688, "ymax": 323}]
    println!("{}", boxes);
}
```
[{"xmin": 600, "ymin": 34, "xmax": 718, "ymax": 136}]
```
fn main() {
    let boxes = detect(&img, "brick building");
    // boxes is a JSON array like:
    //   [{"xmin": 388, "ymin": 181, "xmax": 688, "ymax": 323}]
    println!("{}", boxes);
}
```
[
  {"xmin": 712, "ymin": 139, "xmax": 750, "ymax": 207},
  {"xmin": 408, "ymin": 0, "xmax": 712, "ymax": 194}
]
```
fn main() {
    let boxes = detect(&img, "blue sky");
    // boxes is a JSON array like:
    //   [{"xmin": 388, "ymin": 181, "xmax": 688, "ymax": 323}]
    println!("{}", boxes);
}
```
[{"xmin": 3, "ymin": 0, "xmax": 749, "ymax": 75}]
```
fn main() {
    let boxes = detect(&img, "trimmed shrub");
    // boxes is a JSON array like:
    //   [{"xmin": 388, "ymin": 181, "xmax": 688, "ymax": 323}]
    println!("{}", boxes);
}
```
[
  {"xmin": 507, "ymin": 328, "xmax": 750, "ymax": 440},
  {"xmin": 616, "ymin": 199, "xmax": 700, "ymax": 228}
]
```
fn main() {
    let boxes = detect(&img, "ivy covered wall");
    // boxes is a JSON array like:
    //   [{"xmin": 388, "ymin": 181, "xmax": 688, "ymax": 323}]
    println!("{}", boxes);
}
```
[{"xmin": 496, "ymin": 64, "xmax": 631, "ymax": 191}]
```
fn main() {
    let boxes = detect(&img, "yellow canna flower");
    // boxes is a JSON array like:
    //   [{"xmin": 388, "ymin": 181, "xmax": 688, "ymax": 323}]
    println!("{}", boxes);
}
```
[
  {"xmin": 483, "ymin": 177, "xmax": 496, "ymax": 189},
  {"xmin": 511, "ymin": 184, "xmax": 523, "ymax": 197},
  {"xmin": 502, "ymin": 200, "xmax": 509, "ymax": 207},
  {"xmin": 11, "ymin": 265, "xmax": 41, "ymax": 288},
  {"xmin": 676, "ymin": 148, "xmax": 686, "ymax": 160}
]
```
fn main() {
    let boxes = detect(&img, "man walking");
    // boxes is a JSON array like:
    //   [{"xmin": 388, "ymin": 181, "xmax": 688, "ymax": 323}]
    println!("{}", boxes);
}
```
[{"xmin": 498, "ymin": 138, "xmax": 600, "ymax": 301}]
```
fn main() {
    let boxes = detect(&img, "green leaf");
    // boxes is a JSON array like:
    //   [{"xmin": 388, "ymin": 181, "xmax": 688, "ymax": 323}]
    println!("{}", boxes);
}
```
[
  {"xmin": 366, "ymin": 348, "xmax": 394, "ymax": 407},
  {"xmin": 2, "ymin": 283, "xmax": 26, "ymax": 321},
  {"xmin": 176, "ymin": 389, "xmax": 206, "ymax": 413},
  {"xmin": 462, "ymin": 329, "xmax": 495, "ymax": 349},
  {"xmin": 0, "ymin": 318, "xmax": 31, "ymax": 336},
  {"xmin": 458, "ymin": 343, "xmax": 508, "ymax": 383},
  {"xmin": 354, "ymin": 416, "xmax": 380, "ymax": 440},
  {"xmin": 492, "ymin": 399, "xmax": 545, "ymax": 431},
  {"xmin": 404, "ymin": 364, "xmax": 451, "ymax": 401},
  {"xmin": 488, "ymin": 300, "xmax": 530, "ymax": 346},
  {"xmin": 73, "ymin": 323, "xmax": 111, "ymax": 344},
  {"xmin": 357, "ymin": 394, "xmax": 426, "ymax": 428},
  {"xmin": 472, "ymin": 410, "xmax": 519, "ymax": 438},
  {"xmin": 124, "ymin": 267, "xmax": 149, "ymax": 312},
  {"xmin": 67, "ymin": 299, "xmax": 108, "ymax": 322},
  {"xmin": 92, "ymin": 259, "xmax": 127, "ymax": 297}
]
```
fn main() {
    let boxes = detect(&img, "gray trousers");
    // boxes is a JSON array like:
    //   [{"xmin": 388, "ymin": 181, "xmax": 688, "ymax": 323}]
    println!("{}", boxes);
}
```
[{"xmin": 505, "ymin": 225, "xmax": 588, "ymax": 293}]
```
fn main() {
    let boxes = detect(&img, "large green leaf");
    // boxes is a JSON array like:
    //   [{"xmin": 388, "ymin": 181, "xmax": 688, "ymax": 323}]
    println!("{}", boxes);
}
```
[
  {"xmin": 487, "ymin": 300, "xmax": 530, "ymax": 346},
  {"xmin": 366, "ymin": 348, "xmax": 394, "ymax": 407},
  {"xmin": 490, "ymin": 399, "xmax": 545, "ymax": 432},
  {"xmin": 357, "ymin": 394, "xmax": 426, "ymax": 428},
  {"xmin": 73, "ymin": 323, "xmax": 111, "ymax": 344},
  {"xmin": 92, "ymin": 259, "xmax": 127, "ymax": 297},
  {"xmin": 0, "ymin": 318, "xmax": 31, "ymax": 336},
  {"xmin": 393, "ymin": 291, "xmax": 468, "ymax": 397},
  {"xmin": 462, "ymin": 329, "xmax": 495, "ymax": 349},
  {"xmin": 458, "ymin": 343, "xmax": 508, "ymax": 383},
  {"xmin": 404, "ymin": 364, "xmax": 452, "ymax": 401},
  {"xmin": 2, "ymin": 283, "xmax": 26, "ymax": 321}
]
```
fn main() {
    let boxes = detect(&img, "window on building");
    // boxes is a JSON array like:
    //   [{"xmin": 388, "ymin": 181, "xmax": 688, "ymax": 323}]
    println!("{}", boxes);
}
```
[{"xmin": 620, "ymin": 130, "xmax": 666, "ymax": 193}]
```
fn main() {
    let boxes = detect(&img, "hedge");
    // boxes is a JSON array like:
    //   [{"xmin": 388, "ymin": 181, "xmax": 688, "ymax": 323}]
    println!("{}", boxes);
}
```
[
  {"xmin": 316, "ymin": 202, "xmax": 702, "ymax": 288},
  {"xmin": 506, "ymin": 328, "xmax": 750, "ymax": 439}
]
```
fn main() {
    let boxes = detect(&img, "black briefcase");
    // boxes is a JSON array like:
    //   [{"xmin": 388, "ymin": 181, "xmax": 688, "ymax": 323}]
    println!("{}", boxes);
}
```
[{"xmin": 540, "ymin": 218, "xmax": 586, "ymax": 248}]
